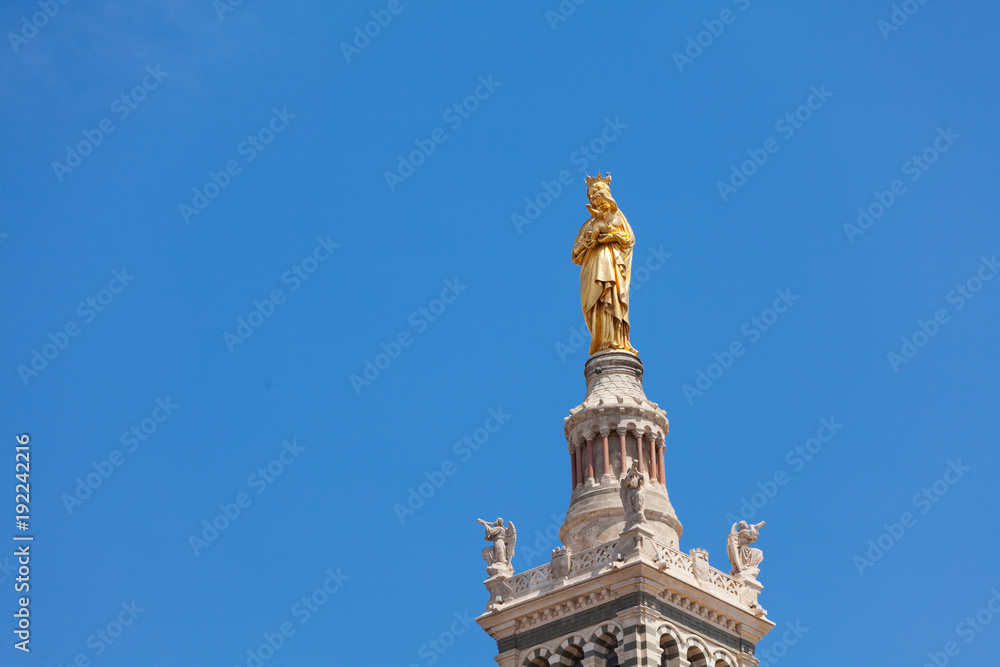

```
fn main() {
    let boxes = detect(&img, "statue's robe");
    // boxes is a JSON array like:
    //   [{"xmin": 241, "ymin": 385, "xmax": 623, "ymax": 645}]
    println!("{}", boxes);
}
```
[
  {"xmin": 739, "ymin": 529, "xmax": 764, "ymax": 569},
  {"xmin": 482, "ymin": 525, "xmax": 507, "ymax": 565},
  {"xmin": 572, "ymin": 209, "xmax": 636, "ymax": 354}
]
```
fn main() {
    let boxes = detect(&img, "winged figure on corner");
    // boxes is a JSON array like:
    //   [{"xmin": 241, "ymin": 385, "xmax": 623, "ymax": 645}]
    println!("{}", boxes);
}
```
[{"xmin": 477, "ymin": 517, "xmax": 516, "ymax": 577}]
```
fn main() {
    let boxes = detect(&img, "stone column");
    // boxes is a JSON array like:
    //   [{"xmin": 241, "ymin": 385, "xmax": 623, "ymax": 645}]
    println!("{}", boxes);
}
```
[
  {"xmin": 657, "ymin": 442, "xmax": 666, "ymax": 485},
  {"xmin": 580, "ymin": 646, "xmax": 603, "ymax": 667},
  {"xmin": 648, "ymin": 438, "xmax": 657, "ymax": 482},
  {"xmin": 575, "ymin": 443, "xmax": 583, "ymax": 487},
  {"xmin": 586, "ymin": 438, "xmax": 594, "ymax": 481},
  {"xmin": 636, "ymin": 433, "xmax": 645, "ymax": 474},
  {"xmin": 571, "ymin": 449, "xmax": 578, "ymax": 488},
  {"xmin": 601, "ymin": 429, "xmax": 611, "ymax": 480},
  {"xmin": 618, "ymin": 428, "xmax": 627, "ymax": 477},
  {"xmin": 616, "ymin": 606, "xmax": 664, "ymax": 666}
]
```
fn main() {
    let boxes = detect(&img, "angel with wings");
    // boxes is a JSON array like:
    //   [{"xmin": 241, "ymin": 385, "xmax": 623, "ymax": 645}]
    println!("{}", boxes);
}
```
[
  {"xmin": 727, "ymin": 520, "xmax": 766, "ymax": 578},
  {"xmin": 478, "ymin": 517, "xmax": 516, "ymax": 576}
]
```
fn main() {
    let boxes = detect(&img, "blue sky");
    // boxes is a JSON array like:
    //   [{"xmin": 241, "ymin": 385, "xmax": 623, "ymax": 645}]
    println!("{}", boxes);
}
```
[{"xmin": 1, "ymin": 1, "xmax": 998, "ymax": 665}]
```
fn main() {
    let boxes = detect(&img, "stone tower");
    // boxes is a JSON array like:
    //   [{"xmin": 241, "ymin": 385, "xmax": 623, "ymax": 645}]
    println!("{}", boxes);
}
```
[{"xmin": 475, "ymin": 175, "xmax": 775, "ymax": 666}]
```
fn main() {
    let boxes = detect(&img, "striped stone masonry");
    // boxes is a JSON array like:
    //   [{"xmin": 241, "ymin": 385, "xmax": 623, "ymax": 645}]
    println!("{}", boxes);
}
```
[{"xmin": 482, "ymin": 568, "xmax": 771, "ymax": 667}]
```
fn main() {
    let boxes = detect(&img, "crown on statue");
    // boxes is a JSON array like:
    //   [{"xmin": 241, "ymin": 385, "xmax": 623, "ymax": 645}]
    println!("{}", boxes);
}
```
[{"xmin": 585, "ymin": 172, "xmax": 612, "ymax": 190}]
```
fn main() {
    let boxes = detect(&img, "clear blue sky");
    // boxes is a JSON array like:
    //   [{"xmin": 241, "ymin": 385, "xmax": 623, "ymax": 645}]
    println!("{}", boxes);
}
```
[{"xmin": 1, "ymin": 1, "xmax": 998, "ymax": 665}]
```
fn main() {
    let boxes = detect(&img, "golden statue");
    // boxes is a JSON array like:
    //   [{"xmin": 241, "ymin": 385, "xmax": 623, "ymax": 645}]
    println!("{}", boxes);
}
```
[{"xmin": 571, "ymin": 173, "xmax": 637, "ymax": 356}]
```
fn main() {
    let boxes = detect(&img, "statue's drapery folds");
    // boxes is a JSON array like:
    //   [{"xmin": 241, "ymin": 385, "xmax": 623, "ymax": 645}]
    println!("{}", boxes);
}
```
[
  {"xmin": 572, "ymin": 173, "xmax": 637, "ymax": 355},
  {"xmin": 619, "ymin": 461, "xmax": 646, "ymax": 528}
]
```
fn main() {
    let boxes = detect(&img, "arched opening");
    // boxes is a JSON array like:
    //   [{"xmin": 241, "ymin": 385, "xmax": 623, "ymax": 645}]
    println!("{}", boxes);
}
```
[
  {"xmin": 659, "ymin": 634, "xmax": 680, "ymax": 666},
  {"xmin": 594, "ymin": 629, "xmax": 620, "ymax": 667},
  {"xmin": 522, "ymin": 647, "xmax": 552, "ymax": 667},
  {"xmin": 714, "ymin": 659, "xmax": 731, "ymax": 667},
  {"xmin": 686, "ymin": 646, "xmax": 707, "ymax": 667},
  {"xmin": 557, "ymin": 642, "xmax": 585, "ymax": 667}
]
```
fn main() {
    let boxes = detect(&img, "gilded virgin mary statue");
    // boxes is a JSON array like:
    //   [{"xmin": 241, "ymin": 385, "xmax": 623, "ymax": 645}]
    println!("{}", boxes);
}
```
[{"xmin": 571, "ymin": 173, "xmax": 637, "ymax": 355}]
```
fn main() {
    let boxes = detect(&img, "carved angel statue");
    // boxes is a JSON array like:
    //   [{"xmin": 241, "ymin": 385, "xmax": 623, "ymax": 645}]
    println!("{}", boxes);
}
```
[
  {"xmin": 727, "ymin": 520, "xmax": 766, "ymax": 578},
  {"xmin": 478, "ymin": 518, "xmax": 516, "ymax": 577},
  {"xmin": 619, "ymin": 461, "xmax": 646, "ymax": 526}
]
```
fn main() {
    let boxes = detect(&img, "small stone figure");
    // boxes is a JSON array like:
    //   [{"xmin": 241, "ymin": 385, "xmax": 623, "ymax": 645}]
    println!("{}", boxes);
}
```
[
  {"xmin": 619, "ymin": 461, "xmax": 646, "ymax": 527},
  {"xmin": 727, "ymin": 520, "xmax": 766, "ymax": 579},
  {"xmin": 478, "ymin": 518, "xmax": 516, "ymax": 577}
]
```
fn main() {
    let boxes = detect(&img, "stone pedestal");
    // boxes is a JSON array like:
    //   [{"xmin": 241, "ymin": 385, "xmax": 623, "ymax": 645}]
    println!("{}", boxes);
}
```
[
  {"xmin": 484, "ymin": 574, "xmax": 512, "ymax": 611},
  {"xmin": 734, "ymin": 572, "xmax": 766, "ymax": 616},
  {"xmin": 612, "ymin": 523, "xmax": 659, "ymax": 563}
]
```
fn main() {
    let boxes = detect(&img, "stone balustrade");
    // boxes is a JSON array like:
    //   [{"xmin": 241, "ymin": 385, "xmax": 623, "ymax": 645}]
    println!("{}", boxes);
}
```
[{"xmin": 499, "ymin": 536, "xmax": 746, "ymax": 608}]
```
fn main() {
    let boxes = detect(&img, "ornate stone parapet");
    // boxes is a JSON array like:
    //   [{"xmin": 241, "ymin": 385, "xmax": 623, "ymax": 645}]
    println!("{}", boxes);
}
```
[{"xmin": 494, "ymin": 532, "xmax": 763, "ymax": 620}]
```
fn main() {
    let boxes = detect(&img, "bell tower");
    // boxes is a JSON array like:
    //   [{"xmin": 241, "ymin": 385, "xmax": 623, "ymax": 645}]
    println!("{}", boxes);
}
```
[
  {"xmin": 475, "ymin": 175, "xmax": 775, "ymax": 666},
  {"xmin": 561, "ymin": 350, "xmax": 681, "ymax": 555}
]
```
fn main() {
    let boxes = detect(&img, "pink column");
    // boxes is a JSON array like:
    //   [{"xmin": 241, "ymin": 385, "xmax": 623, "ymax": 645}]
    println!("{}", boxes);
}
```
[
  {"xmin": 586, "ymin": 439, "xmax": 594, "ymax": 480},
  {"xmin": 575, "ymin": 444, "xmax": 583, "ymax": 486},
  {"xmin": 602, "ymin": 433, "xmax": 611, "ymax": 477},
  {"xmin": 636, "ymin": 434, "xmax": 644, "ymax": 474},
  {"xmin": 657, "ymin": 443, "xmax": 666, "ymax": 485},
  {"xmin": 618, "ymin": 431, "xmax": 627, "ymax": 476},
  {"xmin": 650, "ymin": 438, "xmax": 659, "ymax": 482}
]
